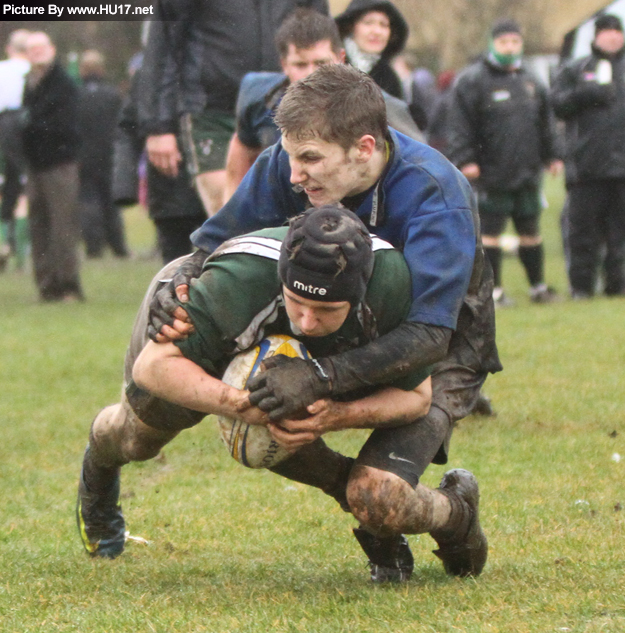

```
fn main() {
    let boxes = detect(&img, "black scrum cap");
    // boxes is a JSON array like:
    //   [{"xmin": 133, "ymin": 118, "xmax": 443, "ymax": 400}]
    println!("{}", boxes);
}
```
[{"xmin": 279, "ymin": 205, "xmax": 374, "ymax": 306}]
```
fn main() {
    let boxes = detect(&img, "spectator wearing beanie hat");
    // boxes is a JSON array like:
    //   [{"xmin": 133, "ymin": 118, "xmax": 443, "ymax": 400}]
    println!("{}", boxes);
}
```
[
  {"xmin": 595, "ymin": 13, "xmax": 623, "ymax": 36},
  {"xmin": 447, "ymin": 18, "xmax": 563, "ymax": 306},
  {"xmin": 551, "ymin": 14, "xmax": 625, "ymax": 298}
]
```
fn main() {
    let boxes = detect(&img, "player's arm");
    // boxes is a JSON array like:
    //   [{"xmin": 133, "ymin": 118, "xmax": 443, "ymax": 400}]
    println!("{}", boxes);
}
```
[
  {"xmin": 132, "ymin": 340, "xmax": 268, "ymax": 426},
  {"xmin": 268, "ymin": 378, "xmax": 432, "ymax": 452},
  {"xmin": 137, "ymin": 6, "xmax": 186, "ymax": 177},
  {"xmin": 145, "ymin": 133, "xmax": 182, "ymax": 178},
  {"xmin": 223, "ymin": 133, "xmax": 262, "ymax": 202},
  {"xmin": 551, "ymin": 61, "xmax": 615, "ymax": 120}
]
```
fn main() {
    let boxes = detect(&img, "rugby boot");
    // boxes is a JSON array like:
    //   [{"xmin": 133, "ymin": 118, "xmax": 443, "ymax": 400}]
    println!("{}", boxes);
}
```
[
  {"xmin": 529, "ymin": 284, "xmax": 560, "ymax": 304},
  {"xmin": 492, "ymin": 289, "xmax": 516, "ymax": 308},
  {"xmin": 353, "ymin": 527, "xmax": 414, "ymax": 583},
  {"xmin": 76, "ymin": 446, "xmax": 126, "ymax": 559},
  {"xmin": 431, "ymin": 469, "xmax": 488, "ymax": 577}
]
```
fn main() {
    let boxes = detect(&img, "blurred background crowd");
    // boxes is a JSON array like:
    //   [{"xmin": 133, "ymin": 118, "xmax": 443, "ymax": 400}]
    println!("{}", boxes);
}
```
[{"xmin": 1, "ymin": 0, "xmax": 624, "ymax": 304}]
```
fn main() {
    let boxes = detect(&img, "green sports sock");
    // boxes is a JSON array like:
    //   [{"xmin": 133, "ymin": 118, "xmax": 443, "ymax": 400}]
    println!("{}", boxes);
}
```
[
  {"xmin": 14, "ymin": 217, "xmax": 29, "ymax": 269},
  {"xmin": 0, "ymin": 219, "xmax": 10, "ymax": 247}
]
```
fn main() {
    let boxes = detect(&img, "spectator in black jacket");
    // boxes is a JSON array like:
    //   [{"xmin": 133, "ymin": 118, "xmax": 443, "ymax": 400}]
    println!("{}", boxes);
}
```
[
  {"xmin": 335, "ymin": 0, "xmax": 408, "ymax": 101},
  {"xmin": 138, "ymin": 0, "xmax": 328, "ymax": 220},
  {"xmin": 114, "ymin": 55, "xmax": 209, "ymax": 264},
  {"xmin": 551, "ymin": 14, "xmax": 625, "ymax": 298},
  {"xmin": 77, "ymin": 50, "xmax": 128, "ymax": 259},
  {"xmin": 448, "ymin": 18, "xmax": 563, "ymax": 307},
  {"xmin": 22, "ymin": 31, "xmax": 83, "ymax": 302}
]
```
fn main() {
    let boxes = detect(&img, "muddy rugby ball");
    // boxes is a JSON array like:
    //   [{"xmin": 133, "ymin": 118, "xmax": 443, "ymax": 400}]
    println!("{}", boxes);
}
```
[{"xmin": 216, "ymin": 335, "xmax": 311, "ymax": 469}]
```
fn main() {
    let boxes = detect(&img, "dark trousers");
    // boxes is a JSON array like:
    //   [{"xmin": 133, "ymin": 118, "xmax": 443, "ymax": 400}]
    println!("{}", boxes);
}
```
[
  {"xmin": 567, "ymin": 180, "xmax": 625, "ymax": 296},
  {"xmin": 80, "ymin": 173, "xmax": 128, "ymax": 257},
  {"xmin": 27, "ymin": 162, "xmax": 83, "ymax": 300},
  {"xmin": 0, "ymin": 110, "xmax": 26, "ymax": 234},
  {"xmin": 154, "ymin": 215, "xmax": 207, "ymax": 264},
  {"xmin": 1, "ymin": 155, "xmax": 24, "ymax": 224}
]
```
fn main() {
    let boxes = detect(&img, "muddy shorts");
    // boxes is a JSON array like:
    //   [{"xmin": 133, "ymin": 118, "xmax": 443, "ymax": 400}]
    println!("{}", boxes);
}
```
[
  {"xmin": 180, "ymin": 110, "xmax": 236, "ymax": 176},
  {"xmin": 123, "ymin": 254, "xmax": 206, "ymax": 433}
]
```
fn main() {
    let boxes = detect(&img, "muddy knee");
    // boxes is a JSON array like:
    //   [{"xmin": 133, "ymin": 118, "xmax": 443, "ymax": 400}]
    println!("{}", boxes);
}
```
[
  {"xmin": 90, "ymin": 401, "xmax": 176, "ymax": 466},
  {"xmin": 346, "ymin": 465, "xmax": 415, "ymax": 536}
]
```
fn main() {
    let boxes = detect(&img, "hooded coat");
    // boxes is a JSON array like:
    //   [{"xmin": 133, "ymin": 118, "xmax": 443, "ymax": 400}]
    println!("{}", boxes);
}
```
[{"xmin": 335, "ymin": 0, "xmax": 408, "ymax": 99}]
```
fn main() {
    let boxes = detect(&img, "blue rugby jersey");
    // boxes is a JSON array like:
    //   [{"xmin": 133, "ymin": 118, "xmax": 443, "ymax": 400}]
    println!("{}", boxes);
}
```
[{"xmin": 192, "ymin": 129, "xmax": 476, "ymax": 330}]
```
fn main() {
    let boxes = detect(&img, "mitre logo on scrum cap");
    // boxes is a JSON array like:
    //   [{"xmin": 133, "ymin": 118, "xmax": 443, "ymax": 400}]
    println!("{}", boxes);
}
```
[{"xmin": 292, "ymin": 279, "xmax": 328, "ymax": 296}]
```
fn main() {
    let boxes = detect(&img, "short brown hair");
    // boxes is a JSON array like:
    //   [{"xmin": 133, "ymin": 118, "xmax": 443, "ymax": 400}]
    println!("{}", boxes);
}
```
[
  {"xmin": 275, "ymin": 8, "xmax": 343, "ymax": 59},
  {"xmin": 274, "ymin": 64, "xmax": 387, "ymax": 151}
]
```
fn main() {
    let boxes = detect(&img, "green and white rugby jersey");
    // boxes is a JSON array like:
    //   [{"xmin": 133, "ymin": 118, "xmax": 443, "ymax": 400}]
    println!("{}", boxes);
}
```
[{"xmin": 176, "ymin": 227, "xmax": 429, "ymax": 391}]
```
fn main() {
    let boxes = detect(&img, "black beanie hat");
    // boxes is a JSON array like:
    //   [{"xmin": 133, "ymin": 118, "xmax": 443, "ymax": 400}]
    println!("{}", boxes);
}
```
[
  {"xmin": 491, "ymin": 18, "xmax": 522, "ymax": 39},
  {"xmin": 595, "ymin": 14, "xmax": 623, "ymax": 35},
  {"xmin": 279, "ymin": 205, "xmax": 374, "ymax": 306}
]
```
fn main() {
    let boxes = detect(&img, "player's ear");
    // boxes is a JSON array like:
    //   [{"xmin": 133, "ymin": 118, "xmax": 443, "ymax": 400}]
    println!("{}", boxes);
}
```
[{"xmin": 354, "ymin": 135, "xmax": 377, "ymax": 162}]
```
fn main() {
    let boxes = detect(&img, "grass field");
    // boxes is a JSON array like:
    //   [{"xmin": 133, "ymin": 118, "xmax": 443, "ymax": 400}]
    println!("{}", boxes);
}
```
[{"xmin": 1, "ymin": 182, "xmax": 624, "ymax": 633}]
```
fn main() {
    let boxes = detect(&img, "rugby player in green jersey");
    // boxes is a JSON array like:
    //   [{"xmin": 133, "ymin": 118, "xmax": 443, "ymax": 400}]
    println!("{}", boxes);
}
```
[{"xmin": 77, "ymin": 206, "xmax": 486, "ymax": 582}]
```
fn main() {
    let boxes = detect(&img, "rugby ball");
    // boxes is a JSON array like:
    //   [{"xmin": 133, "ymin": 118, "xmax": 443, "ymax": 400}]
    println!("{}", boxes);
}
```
[{"xmin": 216, "ymin": 335, "xmax": 311, "ymax": 469}]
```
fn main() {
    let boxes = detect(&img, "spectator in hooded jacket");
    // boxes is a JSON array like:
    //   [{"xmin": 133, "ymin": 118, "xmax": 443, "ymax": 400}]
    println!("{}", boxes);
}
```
[
  {"xmin": 335, "ymin": 0, "xmax": 408, "ymax": 101},
  {"xmin": 551, "ymin": 14, "xmax": 625, "ymax": 299},
  {"xmin": 447, "ymin": 18, "xmax": 563, "ymax": 307}
]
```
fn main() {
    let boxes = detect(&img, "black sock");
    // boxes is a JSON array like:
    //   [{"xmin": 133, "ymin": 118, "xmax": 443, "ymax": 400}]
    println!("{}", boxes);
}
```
[
  {"xmin": 483, "ymin": 246, "xmax": 503, "ymax": 287},
  {"xmin": 269, "ymin": 439, "xmax": 354, "ymax": 511},
  {"xmin": 518, "ymin": 243, "xmax": 544, "ymax": 287},
  {"xmin": 82, "ymin": 447, "xmax": 120, "ymax": 493}
]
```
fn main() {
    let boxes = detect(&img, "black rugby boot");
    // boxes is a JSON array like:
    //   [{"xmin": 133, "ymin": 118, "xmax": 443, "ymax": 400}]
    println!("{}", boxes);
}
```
[
  {"xmin": 431, "ymin": 468, "xmax": 488, "ymax": 577},
  {"xmin": 353, "ymin": 527, "xmax": 414, "ymax": 583}
]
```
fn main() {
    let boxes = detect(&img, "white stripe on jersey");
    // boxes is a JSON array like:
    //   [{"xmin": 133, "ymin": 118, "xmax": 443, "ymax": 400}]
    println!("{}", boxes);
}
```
[
  {"xmin": 212, "ymin": 236, "xmax": 283, "ymax": 260},
  {"xmin": 212, "ymin": 233, "xmax": 394, "ymax": 260}
]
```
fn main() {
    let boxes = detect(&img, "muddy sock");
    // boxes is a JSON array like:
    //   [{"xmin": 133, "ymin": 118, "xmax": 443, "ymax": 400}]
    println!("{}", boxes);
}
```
[
  {"xmin": 430, "ymin": 489, "xmax": 471, "ymax": 545},
  {"xmin": 270, "ymin": 439, "xmax": 354, "ymax": 511},
  {"xmin": 82, "ymin": 446, "xmax": 121, "ymax": 493}
]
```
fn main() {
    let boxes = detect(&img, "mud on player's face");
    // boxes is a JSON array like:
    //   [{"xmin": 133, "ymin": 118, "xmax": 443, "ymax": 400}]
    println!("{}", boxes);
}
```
[
  {"xmin": 282, "ymin": 134, "xmax": 373, "ymax": 207},
  {"xmin": 282, "ymin": 287, "xmax": 351, "ymax": 337}
]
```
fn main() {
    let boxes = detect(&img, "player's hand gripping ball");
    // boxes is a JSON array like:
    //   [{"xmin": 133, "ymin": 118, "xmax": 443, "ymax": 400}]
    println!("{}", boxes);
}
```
[{"xmin": 216, "ymin": 335, "xmax": 311, "ymax": 469}]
